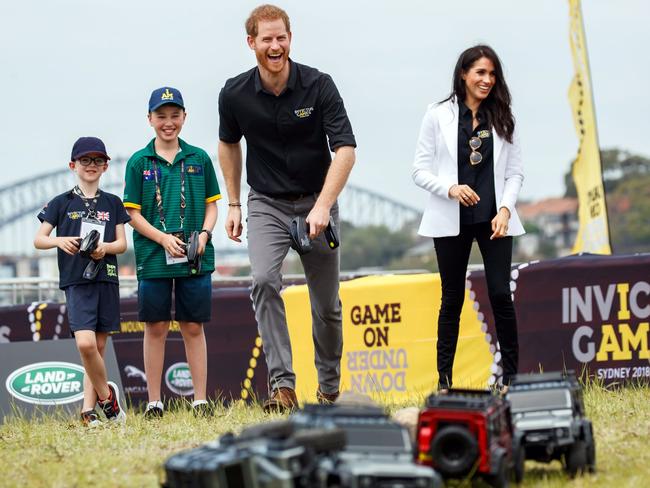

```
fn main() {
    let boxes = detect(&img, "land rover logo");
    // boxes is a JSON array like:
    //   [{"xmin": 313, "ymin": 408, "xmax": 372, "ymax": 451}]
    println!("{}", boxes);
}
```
[
  {"xmin": 165, "ymin": 362, "xmax": 193, "ymax": 396},
  {"xmin": 5, "ymin": 361, "xmax": 84, "ymax": 405}
]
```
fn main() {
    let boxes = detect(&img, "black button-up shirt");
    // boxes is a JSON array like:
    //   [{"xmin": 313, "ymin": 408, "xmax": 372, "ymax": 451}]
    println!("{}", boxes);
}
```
[
  {"xmin": 457, "ymin": 100, "xmax": 496, "ymax": 225},
  {"xmin": 218, "ymin": 60, "xmax": 356, "ymax": 196}
]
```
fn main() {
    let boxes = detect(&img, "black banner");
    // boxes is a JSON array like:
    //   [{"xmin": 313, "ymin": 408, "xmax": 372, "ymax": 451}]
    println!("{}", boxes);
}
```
[
  {"xmin": 468, "ymin": 253, "xmax": 650, "ymax": 385},
  {"xmin": 2, "ymin": 254, "xmax": 648, "ymax": 407},
  {"xmin": 0, "ymin": 284, "xmax": 269, "ymax": 405}
]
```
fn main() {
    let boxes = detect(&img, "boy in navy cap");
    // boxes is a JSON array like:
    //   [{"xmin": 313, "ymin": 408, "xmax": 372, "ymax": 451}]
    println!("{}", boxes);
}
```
[
  {"xmin": 124, "ymin": 87, "xmax": 220, "ymax": 418},
  {"xmin": 34, "ymin": 137, "xmax": 131, "ymax": 426}
]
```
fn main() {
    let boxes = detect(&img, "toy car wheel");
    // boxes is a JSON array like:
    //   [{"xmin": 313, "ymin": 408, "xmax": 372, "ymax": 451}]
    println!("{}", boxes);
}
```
[
  {"xmin": 564, "ymin": 440, "xmax": 587, "ymax": 477},
  {"xmin": 586, "ymin": 436, "xmax": 596, "ymax": 473},
  {"xmin": 512, "ymin": 444, "xmax": 525, "ymax": 484},
  {"xmin": 488, "ymin": 454, "xmax": 509, "ymax": 488},
  {"xmin": 430, "ymin": 425, "xmax": 478, "ymax": 477}
]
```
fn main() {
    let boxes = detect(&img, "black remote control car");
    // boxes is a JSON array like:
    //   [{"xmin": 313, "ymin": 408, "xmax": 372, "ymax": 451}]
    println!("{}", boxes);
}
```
[
  {"xmin": 163, "ymin": 403, "xmax": 441, "ymax": 488},
  {"xmin": 292, "ymin": 403, "xmax": 441, "ymax": 488}
]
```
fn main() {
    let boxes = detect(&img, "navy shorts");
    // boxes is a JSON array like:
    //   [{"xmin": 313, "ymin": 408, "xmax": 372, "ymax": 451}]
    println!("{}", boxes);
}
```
[
  {"xmin": 64, "ymin": 282, "xmax": 121, "ymax": 334},
  {"xmin": 137, "ymin": 274, "xmax": 212, "ymax": 323}
]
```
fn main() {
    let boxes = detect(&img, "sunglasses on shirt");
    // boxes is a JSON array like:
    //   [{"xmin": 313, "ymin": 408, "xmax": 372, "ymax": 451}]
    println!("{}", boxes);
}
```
[{"xmin": 469, "ymin": 137, "xmax": 483, "ymax": 166}]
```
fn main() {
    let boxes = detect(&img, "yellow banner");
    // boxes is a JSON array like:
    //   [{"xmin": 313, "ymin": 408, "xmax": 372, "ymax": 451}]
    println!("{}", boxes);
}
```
[
  {"xmin": 568, "ymin": 0, "xmax": 611, "ymax": 254},
  {"xmin": 283, "ymin": 274, "xmax": 493, "ymax": 403}
]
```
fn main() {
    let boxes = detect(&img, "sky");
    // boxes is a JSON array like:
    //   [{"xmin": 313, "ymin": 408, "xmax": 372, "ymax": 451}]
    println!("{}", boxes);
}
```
[{"xmin": 1, "ymin": 0, "xmax": 648, "ymax": 210}]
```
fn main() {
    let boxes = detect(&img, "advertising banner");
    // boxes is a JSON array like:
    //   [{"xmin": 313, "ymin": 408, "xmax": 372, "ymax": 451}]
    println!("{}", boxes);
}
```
[
  {"xmin": 0, "ymin": 338, "xmax": 122, "ymax": 422},
  {"xmin": 0, "ymin": 286, "xmax": 269, "ymax": 406},
  {"xmin": 568, "ymin": 0, "xmax": 612, "ymax": 254},
  {"xmin": 286, "ymin": 254, "xmax": 650, "ymax": 401},
  {"xmin": 284, "ymin": 274, "xmax": 493, "ymax": 402},
  {"xmin": 470, "ymin": 254, "xmax": 650, "ymax": 384},
  {"xmin": 102, "ymin": 288, "xmax": 269, "ymax": 405},
  {"xmin": 1, "ymin": 255, "xmax": 648, "ymax": 408}
]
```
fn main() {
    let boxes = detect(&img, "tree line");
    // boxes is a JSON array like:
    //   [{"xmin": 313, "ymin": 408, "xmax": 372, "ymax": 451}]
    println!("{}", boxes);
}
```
[{"xmin": 564, "ymin": 148, "xmax": 650, "ymax": 254}]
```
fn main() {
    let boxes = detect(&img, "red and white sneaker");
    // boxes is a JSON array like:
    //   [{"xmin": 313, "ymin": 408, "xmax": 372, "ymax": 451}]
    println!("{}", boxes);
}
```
[{"xmin": 98, "ymin": 381, "xmax": 127, "ymax": 423}]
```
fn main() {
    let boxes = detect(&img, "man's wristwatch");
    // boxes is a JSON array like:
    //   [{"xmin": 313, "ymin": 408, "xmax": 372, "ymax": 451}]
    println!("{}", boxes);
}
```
[{"xmin": 199, "ymin": 229, "xmax": 212, "ymax": 242}]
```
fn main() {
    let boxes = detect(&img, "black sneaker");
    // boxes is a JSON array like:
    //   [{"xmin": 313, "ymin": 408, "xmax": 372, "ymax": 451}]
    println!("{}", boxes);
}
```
[
  {"xmin": 192, "ymin": 400, "xmax": 212, "ymax": 417},
  {"xmin": 144, "ymin": 401, "xmax": 164, "ymax": 419},
  {"xmin": 80, "ymin": 409, "xmax": 101, "ymax": 427},
  {"xmin": 99, "ymin": 381, "xmax": 127, "ymax": 423}
]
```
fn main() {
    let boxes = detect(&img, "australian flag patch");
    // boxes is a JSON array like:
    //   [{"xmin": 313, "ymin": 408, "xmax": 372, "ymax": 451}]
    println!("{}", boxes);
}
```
[{"xmin": 142, "ymin": 168, "xmax": 161, "ymax": 181}]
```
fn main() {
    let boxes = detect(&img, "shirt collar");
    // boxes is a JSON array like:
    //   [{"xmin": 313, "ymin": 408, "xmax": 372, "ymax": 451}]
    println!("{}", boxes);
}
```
[
  {"xmin": 177, "ymin": 138, "xmax": 196, "ymax": 158},
  {"xmin": 143, "ymin": 139, "xmax": 157, "ymax": 158},
  {"xmin": 458, "ymin": 99, "xmax": 487, "ymax": 122},
  {"xmin": 458, "ymin": 99, "xmax": 472, "ymax": 119},
  {"xmin": 254, "ymin": 59, "xmax": 297, "ymax": 95},
  {"xmin": 144, "ymin": 138, "xmax": 196, "ymax": 162}
]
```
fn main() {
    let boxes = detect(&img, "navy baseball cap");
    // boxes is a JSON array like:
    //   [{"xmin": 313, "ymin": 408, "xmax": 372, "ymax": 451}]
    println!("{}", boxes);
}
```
[
  {"xmin": 149, "ymin": 86, "xmax": 185, "ymax": 112},
  {"xmin": 70, "ymin": 137, "xmax": 111, "ymax": 161}
]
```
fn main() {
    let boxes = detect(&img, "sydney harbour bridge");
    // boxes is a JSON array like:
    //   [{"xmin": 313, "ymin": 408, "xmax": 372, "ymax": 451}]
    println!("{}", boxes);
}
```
[{"xmin": 0, "ymin": 158, "xmax": 420, "ymax": 257}]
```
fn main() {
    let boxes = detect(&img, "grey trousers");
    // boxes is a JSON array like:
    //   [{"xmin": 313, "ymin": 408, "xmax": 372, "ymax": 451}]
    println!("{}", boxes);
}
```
[{"xmin": 247, "ymin": 189, "xmax": 342, "ymax": 394}]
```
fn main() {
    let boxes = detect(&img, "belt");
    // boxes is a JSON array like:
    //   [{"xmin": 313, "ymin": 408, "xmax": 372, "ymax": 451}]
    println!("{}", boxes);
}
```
[{"xmin": 264, "ymin": 192, "xmax": 314, "ymax": 201}]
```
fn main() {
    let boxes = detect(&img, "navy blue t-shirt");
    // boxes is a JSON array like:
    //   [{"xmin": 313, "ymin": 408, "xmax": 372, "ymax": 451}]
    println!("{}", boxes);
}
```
[{"xmin": 37, "ymin": 190, "xmax": 131, "ymax": 289}]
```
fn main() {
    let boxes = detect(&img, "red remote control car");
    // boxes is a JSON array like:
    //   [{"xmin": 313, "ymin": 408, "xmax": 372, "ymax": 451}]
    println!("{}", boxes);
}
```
[{"xmin": 416, "ymin": 389, "xmax": 524, "ymax": 487}]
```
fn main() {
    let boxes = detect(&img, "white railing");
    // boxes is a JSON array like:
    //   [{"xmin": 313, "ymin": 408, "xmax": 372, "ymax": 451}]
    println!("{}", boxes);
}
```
[
  {"xmin": 0, "ymin": 270, "xmax": 432, "ymax": 306},
  {"xmin": 0, "ymin": 277, "xmax": 140, "ymax": 306},
  {"xmin": 0, "ymin": 277, "xmax": 62, "ymax": 306}
]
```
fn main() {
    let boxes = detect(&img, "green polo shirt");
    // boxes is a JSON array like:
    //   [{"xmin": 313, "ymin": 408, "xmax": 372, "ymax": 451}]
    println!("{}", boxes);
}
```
[{"xmin": 124, "ymin": 138, "xmax": 221, "ymax": 280}]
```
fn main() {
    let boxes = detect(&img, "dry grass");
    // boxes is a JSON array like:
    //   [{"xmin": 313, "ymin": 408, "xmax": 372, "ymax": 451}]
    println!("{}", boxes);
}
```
[{"xmin": 0, "ymin": 384, "xmax": 648, "ymax": 487}]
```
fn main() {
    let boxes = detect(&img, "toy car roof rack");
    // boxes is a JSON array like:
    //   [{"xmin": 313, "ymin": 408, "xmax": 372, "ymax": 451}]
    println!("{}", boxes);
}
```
[
  {"xmin": 299, "ymin": 403, "xmax": 387, "ymax": 418},
  {"xmin": 425, "ymin": 389, "xmax": 500, "ymax": 410},
  {"xmin": 510, "ymin": 371, "xmax": 579, "ymax": 390}
]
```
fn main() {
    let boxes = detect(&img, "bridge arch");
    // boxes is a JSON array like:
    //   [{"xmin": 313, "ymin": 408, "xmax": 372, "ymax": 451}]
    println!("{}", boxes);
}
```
[{"xmin": 0, "ymin": 158, "xmax": 420, "ymax": 256}]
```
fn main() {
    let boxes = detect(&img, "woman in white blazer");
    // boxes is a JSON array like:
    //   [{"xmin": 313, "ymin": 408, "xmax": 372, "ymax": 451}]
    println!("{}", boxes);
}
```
[{"xmin": 412, "ymin": 45, "xmax": 524, "ymax": 393}]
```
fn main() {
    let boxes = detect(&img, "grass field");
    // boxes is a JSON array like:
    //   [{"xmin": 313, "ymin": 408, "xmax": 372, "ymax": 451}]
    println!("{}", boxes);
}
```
[{"xmin": 1, "ymin": 383, "xmax": 648, "ymax": 488}]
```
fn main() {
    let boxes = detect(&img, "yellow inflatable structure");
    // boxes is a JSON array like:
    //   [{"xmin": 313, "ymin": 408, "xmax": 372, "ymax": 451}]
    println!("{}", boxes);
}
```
[{"xmin": 282, "ymin": 273, "xmax": 493, "ymax": 402}]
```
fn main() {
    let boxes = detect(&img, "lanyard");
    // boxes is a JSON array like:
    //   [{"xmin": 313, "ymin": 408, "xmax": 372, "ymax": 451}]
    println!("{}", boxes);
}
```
[
  {"xmin": 73, "ymin": 186, "xmax": 101, "ymax": 219},
  {"xmin": 152, "ymin": 160, "xmax": 185, "ymax": 232}
]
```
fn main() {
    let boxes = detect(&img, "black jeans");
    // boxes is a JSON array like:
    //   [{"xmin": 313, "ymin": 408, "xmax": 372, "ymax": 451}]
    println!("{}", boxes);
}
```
[{"xmin": 433, "ymin": 222, "xmax": 518, "ymax": 389}]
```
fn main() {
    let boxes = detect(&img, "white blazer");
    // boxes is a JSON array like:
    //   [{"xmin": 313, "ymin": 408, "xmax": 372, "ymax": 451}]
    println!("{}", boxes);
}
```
[{"xmin": 412, "ymin": 98, "xmax": 525, "ymax": 238}]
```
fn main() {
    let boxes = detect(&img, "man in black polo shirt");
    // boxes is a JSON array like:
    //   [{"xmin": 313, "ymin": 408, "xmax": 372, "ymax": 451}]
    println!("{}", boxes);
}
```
[{"xmin": 218, "ymin": 4, "xmax": 356, "ymax": 412}]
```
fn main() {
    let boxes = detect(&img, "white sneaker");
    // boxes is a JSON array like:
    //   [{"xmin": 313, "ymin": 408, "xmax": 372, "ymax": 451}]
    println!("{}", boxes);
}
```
[{"xmin": 144, "ymin": 400, "xmax": 164, "ymax": 419}]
